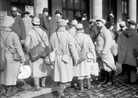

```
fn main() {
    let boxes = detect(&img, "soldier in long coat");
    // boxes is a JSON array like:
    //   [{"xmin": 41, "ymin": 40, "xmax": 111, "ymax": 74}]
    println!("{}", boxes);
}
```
[
  {"xmin": 74, "ymin": 23, "xmax": 96, "ymax": 91},
  {"xmin": 68, "ymin": 19, "xmax": 78, "ymax": 36},
  {"xmin": 95, "ymin": 19, "xmax": 116, "ymax": 86},
  {"xmin": 50, "ymin": 19, "xmax": 79, "ymax": 97},
  {"xmin": 25, "ymin": 17, "xmax": 50, "ymax": 91},
  {"xmin": 0, "ymin": 16, "xmax": 25, "ymax": 96}
]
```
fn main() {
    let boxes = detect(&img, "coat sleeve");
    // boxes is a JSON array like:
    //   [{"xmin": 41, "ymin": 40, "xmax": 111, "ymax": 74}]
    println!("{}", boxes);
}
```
[
  {"xmin": 13, "ymin": 33, "xmax": 25, "ymax": 63},
  {"xmin": 24, "ymin": 33, "xmax": 32, "ymax": 53},
  {"xmin": 68, "ymin": 35, "xmax": 79, "ymax": 62},
  {"xmin": 18, "ymin": 17, "xmax": 26, "ymax": 40},
  {"xmin": 43, "ymin": 16, "xmax": 49, "ymax": 31},
  {"xmin": 101, "ymin": 29, "xmax": 112, "ymax": 55}
]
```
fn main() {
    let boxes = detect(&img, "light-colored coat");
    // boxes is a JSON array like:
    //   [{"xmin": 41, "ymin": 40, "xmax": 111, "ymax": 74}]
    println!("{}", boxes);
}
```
[
  {"xmin": 25, "ymin": 26, "xmax": 51, "ymax": 78},
  {"xmin": 22, "ymin": 16, "xmax": 33, "ymax": 34},
  {"xmin": 95, "ymin": 26, "xmax": 116, "ymax": 71},
  {"xmin": 74, "ymin": 33, "xmax": 96, "ymax": 77},
  {"xmin": 50, "ymin": 28, "xmax": 79, "ymax": 83},
  {"xmin": 0, "ymin": 29, "xmax": 25, "ymax": 85},
  {"xmin": 69, "ymin": 27, "xmax": 77, "ymax": 36}
]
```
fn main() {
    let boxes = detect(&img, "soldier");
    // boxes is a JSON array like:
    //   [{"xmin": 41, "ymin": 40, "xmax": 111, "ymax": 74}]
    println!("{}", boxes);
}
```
[{"xmin": 50, "ymin": 19, "xmax": 80, "ymax": 97}]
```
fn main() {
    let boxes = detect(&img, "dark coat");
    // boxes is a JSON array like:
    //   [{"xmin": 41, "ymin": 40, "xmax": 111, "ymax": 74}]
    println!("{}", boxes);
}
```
[
  {"xmin": 11, "ymin": 15, "xmax": 26, "ymax": 40},
  {"xmin": 40, "ymin": 14, "xmax": 50, "ymax": 39},
  {"xmin": 89, "ymin": 23, "xmax": 98, "ymax": 42},
  {"xmin": 49, "ymin": 16, "xmax": 61, "ymax": 39},
  {"xmin": 82, "ymin": 20, "xmax": 89, "ymax": 35},
  {"xmin": 117, "ymin": 27, "xmax": 138, "ymax": 66}
]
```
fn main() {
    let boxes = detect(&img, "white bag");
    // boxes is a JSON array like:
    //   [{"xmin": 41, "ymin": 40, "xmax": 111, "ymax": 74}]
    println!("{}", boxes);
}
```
[
  {"xmin": 115, "ymin": 62, "xmax": 122, "ymax": 76},
  {"xmin": 91, "ymin": 62, "xmax": 100, "ymax": 76},
  {"xmin": 111, "ymin": 40, "xmax": 118, "ymax": 56},
  {"xmin": 49, "ymin": 47, "xmax": 57, "ymax": 63},
  {"xmin": 18, "ymin": 64, "xmax": 31, "ymax": 79}
]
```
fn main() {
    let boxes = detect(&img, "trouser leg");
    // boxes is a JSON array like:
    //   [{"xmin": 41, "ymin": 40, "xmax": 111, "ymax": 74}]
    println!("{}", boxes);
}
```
[
  {"xmin": 41, "ymin": 77, "xmax": 46, "ymax": 87},
  {"xmin": 129, "ymin": 66, "xmax": 137, "ymax": 83}
]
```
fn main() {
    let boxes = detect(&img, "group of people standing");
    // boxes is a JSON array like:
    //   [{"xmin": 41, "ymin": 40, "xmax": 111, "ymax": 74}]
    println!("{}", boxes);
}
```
[{"xmin": 0, "ymin": 6, "xmax": 138, "ymax": 98}]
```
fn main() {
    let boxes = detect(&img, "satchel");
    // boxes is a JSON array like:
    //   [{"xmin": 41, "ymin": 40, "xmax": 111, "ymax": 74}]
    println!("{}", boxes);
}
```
[
  {"xmin": 29, "ymin": 29, "xmax": 49, "ymax": 62},
  {"xmin": 30, "ymin": 43, "xmax": 45, "ymax": 62}
]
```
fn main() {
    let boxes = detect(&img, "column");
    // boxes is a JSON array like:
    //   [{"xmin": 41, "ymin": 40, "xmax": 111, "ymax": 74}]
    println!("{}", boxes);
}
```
[
  {"xmin": 93, "ymin": 0, "xmax": 103, "ymax": 19},
  {"xmin": 116, "ymin": 0, "xmax": 123, "ymax": 30},
  {"xmin": 34, "ymin": 0, "xmax": 48, "ymax": 17},
  {"xmin": 129, "ymin": 0, "xmax": 137, "ymax": 22}
]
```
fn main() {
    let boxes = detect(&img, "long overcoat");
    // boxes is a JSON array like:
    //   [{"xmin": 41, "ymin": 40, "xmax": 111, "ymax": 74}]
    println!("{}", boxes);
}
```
[
  {"xmin": 95, "ymin": 26, "xmax": 116, "ymax": 71},
  {"xmin": 117, "ymin": 27, "xmax": 138, "ymax": 66},
  {"xmin": 50, "ymin": 28, "xmax": 79, "ymax": 83},
  {"xmin": 25, "ymin": 26, "xmax": 51, "ymax": 78},
  {"xmin": 74, "ymin": 33, "xmax": 96, "ymax": 77},
  {"xmin": 0, "ymin": 29, "xmax": 25, "ymax": 85}
]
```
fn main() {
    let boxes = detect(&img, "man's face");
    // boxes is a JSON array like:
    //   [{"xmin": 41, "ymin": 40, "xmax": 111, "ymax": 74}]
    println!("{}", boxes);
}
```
[
  {"xmin": 97, "ymin": 21, "xmax": 104, "ymax": 27},
  {"xmin": 11, "ymin": 7, "xmax": 17, "ymax": 17},
  {"xmin": 44, "ymin": 12, "xmax": 49, "ymax": 16}
]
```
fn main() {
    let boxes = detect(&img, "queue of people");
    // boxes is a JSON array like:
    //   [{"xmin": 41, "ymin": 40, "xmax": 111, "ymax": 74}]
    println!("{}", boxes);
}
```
[{"xmin": 0, "ymin": 7, "xmax": 138, "ymax": 98}]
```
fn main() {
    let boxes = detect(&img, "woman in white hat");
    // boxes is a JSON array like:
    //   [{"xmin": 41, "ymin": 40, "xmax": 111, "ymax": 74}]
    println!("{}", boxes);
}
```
[
  {"xmin": 74, "ymin": 23, "xmax": 96, "ymax": 91},
  {"xmin": 25, "ymin": 17, "xmax": 50, "ymax": 91},
  {"xmin": 0, "ymin": 16, "xmax": 25, "ymax": 96}
]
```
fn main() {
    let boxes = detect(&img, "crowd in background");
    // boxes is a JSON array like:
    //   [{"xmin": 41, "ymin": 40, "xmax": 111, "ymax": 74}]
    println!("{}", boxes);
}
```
[{"xmin": 0, "ymin": 6, "xmax": 138, "ymax": 98}]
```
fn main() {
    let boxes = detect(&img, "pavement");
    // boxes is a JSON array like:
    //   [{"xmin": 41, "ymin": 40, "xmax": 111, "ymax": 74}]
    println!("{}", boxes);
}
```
[
  {"xmin": 35, "ymin": 75, "xmax": 138, "ymax": 98},
  {"xmin": 1, "ymin": 75, "xmax": 138, "ymax": 98}
]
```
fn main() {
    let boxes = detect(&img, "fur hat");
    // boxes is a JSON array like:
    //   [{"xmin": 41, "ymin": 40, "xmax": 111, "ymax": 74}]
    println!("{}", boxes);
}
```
[{"xmin": 1, "ymin": 16, "xmax": 14, "ymax": 27}]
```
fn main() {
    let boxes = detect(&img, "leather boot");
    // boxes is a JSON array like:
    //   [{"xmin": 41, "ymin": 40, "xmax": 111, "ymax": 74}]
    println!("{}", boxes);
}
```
[
  {"xmin": 104, "ymin": 71, "xmax": 114, "ymax": 87},
  {"xmin": 101, "ymin": 71, "xmax": 109, "ymax": 85},
  {"xmin": 79, "ymin": 80, "xmax": 84, "ymax": 91},
  {"xmin": 86, "ymin": 78, "xmax": 91, "ymax": 90}
]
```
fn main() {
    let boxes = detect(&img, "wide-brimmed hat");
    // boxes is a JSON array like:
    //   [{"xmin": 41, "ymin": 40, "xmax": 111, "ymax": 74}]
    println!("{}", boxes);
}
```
[
  {"xmin": 1, "ymin": 16, "xmax": 15, "ymax": 27},
  {"xmin": 89, "ymin": 19, "xmax": 96, "ymax": 24},
  {"xmin": 96, "ymin": 18, "xmax": 106, "ymax": 24},
  {"xmin": 32, "ymin": 17, "xmax": 40, "ymax": 25},
  {"xmin": 57, "ymin": 19, "xmax": 67, "ymax": 26}
]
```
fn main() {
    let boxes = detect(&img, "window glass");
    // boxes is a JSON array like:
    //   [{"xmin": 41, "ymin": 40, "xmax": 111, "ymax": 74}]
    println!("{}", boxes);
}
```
[
  {"xmin": 81, "ymin": 0, "xmax": 86, "ymax": 10},
  {"xmin": 11, "ymin": 0, "xmax": 18, "ymax": 2},
  {"xmin": 74, "ymin": 0, "xmax": 80, "ymax": 9},
  {"xmin": 67, "ymin": 0, "xmax": 73, "ymax": 9},
  {"xmin": 68, "ymin": 10, "xmax": 73, "ymax": 20},
  {"xmin": 63, "ymin": 0, "xmax": 66, "ymax": 8}
]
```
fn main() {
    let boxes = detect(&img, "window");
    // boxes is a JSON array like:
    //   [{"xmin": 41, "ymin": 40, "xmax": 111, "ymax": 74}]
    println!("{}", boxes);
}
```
[
  {"xmin": 62, "ymin": 0, "xmax": 88, "ymax": 21},
  {"xmin": 122, "ymin": 0, "xmax": 127, "ymax": 14}
]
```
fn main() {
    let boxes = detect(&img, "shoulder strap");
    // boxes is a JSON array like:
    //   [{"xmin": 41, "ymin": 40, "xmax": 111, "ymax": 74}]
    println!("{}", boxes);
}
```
[
  {"xmin": 1, "ymin": 33, "xmax": 12, "ymax": 53},
  {"xmin": 33, "ymin": 28, "xmax": 48, "ymax": 47},
  {"xmin": 74, "ymin": 34, "xmax": 85, "ymax": 49}
]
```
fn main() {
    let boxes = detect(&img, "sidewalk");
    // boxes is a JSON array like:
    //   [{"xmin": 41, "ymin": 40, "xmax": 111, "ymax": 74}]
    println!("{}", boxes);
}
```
[{"xmin": 1, "ymin": 76, "xmax": 59, "ymax": 98}]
